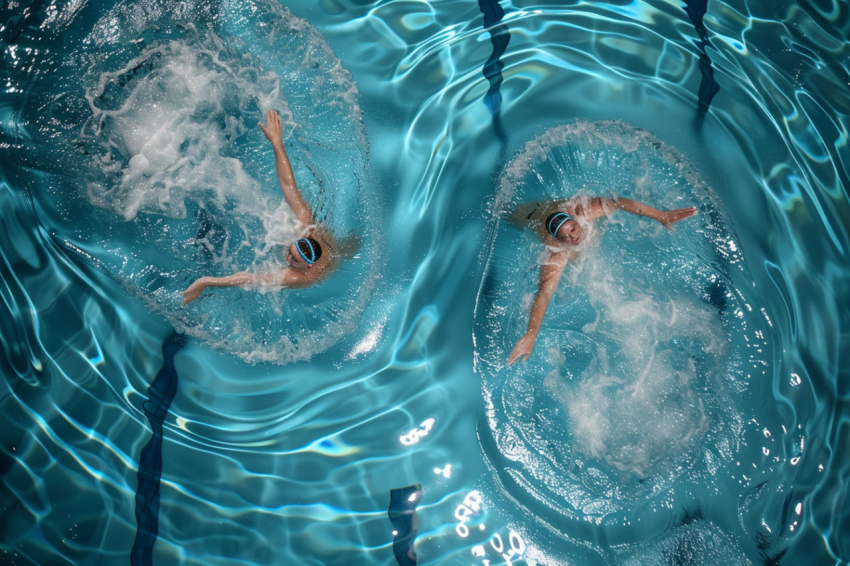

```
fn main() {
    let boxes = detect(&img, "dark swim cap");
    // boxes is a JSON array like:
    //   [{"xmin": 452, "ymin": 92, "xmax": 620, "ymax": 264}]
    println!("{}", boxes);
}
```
[
  {"xmin": 295, "ymin": 238, "xmax": 322, "ymax": 264},
  {"xmin": 545, "ymin": 211, "xmax": 574, "ymax": 238}
]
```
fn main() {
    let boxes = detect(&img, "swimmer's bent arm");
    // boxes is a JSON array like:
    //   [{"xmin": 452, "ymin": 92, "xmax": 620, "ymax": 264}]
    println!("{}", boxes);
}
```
[
  {"xmin": 259, "ymin": 110, "xmax": 313, "ymax": 225},
  {"xmin": 507, "ymin": 254, "xmax": 569, "ymax": 365},
  {"xmin": 605, "ymin": 197, "xmax": 697, "ymax": 229},
  {"xmin": 180, "ymin": 269, "xmax": 309, "ymax": 305}
]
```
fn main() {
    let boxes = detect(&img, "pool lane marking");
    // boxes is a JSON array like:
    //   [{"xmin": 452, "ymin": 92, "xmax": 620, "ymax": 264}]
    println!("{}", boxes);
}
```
[
  {"xmin": 131, "ymin": 332, "xmax": 184, "ymax": 566},
  {"xmin": 388, "ymin": 484, "xmax": 422, "ymax": 566},
  {"xmin": 682, "ymin": 0, "xmax": 720, "ymax": 121},
  {"xmin": 478, "ymin": 0, "xmax": 510, "ymax": 146}
]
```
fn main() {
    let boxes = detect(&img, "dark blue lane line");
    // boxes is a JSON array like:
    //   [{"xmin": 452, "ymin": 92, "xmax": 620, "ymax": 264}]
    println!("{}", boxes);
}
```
[
  {"xmin": 131, "ymin": 332, "xmax": 185, "ymax": 566},
  {"xmin": 478, "ymin": 0, "xmax": 510, "ymax": 147},
  {"xmin": 682, "ymin": 0, "xmax": 720, "ymax": 122},
  {"xmin": 388, "ymin": 484, "xmax": 422, "ymax": 566}
]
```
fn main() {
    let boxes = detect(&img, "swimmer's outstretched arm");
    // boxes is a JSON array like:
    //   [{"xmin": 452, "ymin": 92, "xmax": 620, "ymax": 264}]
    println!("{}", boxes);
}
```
[
  {"xmin": 606, "ymin": 197, "xmax": 697, "ymax": 229},
  {"xmin": 507, "ymin": 254, "xmax": 569, "ymax": 365},
  {"xmin": 259, "ymin": 110, "xmax": 313, "ymax": 226},
  {"xmin": 180, "ymin": 269, "xmax": 310, "ymax": 305}
]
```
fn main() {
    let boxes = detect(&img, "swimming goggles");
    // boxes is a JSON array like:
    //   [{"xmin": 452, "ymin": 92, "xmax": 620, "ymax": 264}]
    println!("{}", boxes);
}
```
[
  {"xmin": 546, "ymin": 211, "xmax": 574, "ymax": 238},
  {"xmin": 295, "ymin": 238, "xmax": 317, "ymax": 264}
]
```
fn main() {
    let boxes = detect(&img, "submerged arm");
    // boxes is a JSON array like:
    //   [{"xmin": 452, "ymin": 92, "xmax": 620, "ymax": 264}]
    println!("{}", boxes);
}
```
[
  {"xmin": 607, "ymin": 197, "xmax": 697, "ymax": 229},
  {"xmin": 507, "ymin": 255, "xmax": 569, "ymax": 365},
  {"xmin": 259, "ymin": 110, "xmax": 313, "ymax": 225},
  {"xmin": 181, "ymin": 268, "xmax": 310, "ymax": 305}
]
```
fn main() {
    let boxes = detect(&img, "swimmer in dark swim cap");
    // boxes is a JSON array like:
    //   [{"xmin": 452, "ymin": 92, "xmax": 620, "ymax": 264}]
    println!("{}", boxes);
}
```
[
  {"xmin": 181, "ymin": 110, "xmax": 354, "ymax": 305},
  {"xmin": 505, "ymin": 194, "xmax": 697, "ymax": 365}
]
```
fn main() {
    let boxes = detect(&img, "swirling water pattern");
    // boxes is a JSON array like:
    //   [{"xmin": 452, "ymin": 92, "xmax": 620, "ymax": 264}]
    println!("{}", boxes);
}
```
[
  {"xmin": 37, "ymin": 0, "xmax": 379, "ymax": 365},
  {"xmin": 474, "ymin": 120, "xmax": 761, "ymax": 524},
  {"xmin": 1, "ymin": 1, "xmax": 849, "ymax": 566}
]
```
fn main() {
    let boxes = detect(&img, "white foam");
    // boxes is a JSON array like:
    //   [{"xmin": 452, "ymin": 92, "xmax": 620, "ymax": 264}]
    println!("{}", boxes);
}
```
[
  {"xmin": 85, "ymin": 35, "xmax": 295, "ymax": 225},
  {"xmin": 553, "ymin": 254, "xmax": 724, "ymax": 476},
  {"xmin": 71, "ymin": 2, "xmax": 376, "ymax": 364},
  {"xmin": 476, "ymin": 120, "xmax": 747, "ymax": 516}
]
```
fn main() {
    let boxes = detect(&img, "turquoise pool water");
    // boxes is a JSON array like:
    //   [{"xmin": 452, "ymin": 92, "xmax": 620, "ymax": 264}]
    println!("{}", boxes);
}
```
[{"xmin": 1, "ymin": 0, "xmax": 848, "ymax": 565}]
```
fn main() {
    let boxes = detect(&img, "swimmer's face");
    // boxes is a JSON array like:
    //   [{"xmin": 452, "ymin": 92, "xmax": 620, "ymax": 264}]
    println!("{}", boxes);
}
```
[
  {"xmin": 287, "ymin": 243, "xmax": 313, "ymax": 270},
  {"xmin": 557, "ymin": 219, "xmax": 583, "ymax": 245}
]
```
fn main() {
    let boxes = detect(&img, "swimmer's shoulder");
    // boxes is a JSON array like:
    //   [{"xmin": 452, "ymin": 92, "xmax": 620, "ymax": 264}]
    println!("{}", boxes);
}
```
[
  {"xmin": 282, "ymin": 255, "xmax": 331, "ymax": 287},
  {"xmin": 281, "ymin": 267, "xmax": 315, "ymax": 288},
  {"xmin": 587, "ymin": 195, "xmax": 618, "ymax": 219},
  {"xmin": 558, "ymin": 195, "xmax": 615, "ymax": 220},
  {"xmin": 545, "ymin": 196, "xmax": 583, "ymax": 217}
]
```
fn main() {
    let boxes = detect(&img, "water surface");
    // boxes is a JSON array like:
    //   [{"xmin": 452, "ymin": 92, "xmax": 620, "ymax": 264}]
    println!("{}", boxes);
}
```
[{"xmin": 1, "ymin": 0, "xmax": 848, "ymax": 564}]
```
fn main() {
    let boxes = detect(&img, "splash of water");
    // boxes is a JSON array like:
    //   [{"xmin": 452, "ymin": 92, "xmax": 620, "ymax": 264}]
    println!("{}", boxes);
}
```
[
  {"xmin": 27, "ymin": 0, "xmax": 380, "ymax": 364},
  {"xmin": 475, "ymin": 121, "xmax": 761, "ymax": 520}
]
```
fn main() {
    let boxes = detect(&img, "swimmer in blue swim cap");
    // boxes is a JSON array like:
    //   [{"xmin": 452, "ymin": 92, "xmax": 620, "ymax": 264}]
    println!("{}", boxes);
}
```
[
  {"xmin": 505, "ymin": 194, "xmax": 697, "ymax": 365},
  {"xmin": 181, "ymin": 110, "xmax": 354, "ymax": 305}
]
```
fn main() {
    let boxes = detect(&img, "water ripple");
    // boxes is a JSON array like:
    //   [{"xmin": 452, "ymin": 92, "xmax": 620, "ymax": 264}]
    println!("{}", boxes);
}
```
[{"xmin": 2, "ymin": 0, "xmax": 850, "ymax": 564}]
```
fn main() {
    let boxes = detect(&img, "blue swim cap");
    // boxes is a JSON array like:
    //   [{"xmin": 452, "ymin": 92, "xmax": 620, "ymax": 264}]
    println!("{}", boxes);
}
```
[
  {"xmin": 295, "ymin": 238, "xmax": 318, "ymax": 264},
  {"xmin": 546, "ymin": 211, "xmax": 574, "ymax": 238}
]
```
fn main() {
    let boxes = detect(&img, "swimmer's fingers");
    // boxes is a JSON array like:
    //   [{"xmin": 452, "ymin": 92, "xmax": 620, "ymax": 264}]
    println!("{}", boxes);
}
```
[
  {"xmin": 661, "ymin": 207, "xmax": 698, "ymax": 230},
  {"xmin": 258, "ymin": 120, "xmax": 272, "ymax": 143},
  {"xmin": 508, "ymin": 351, "xmax": 530, "ymax": 365},
  {"xmin": 673, "ymin": 206, "xmax": 698, "ymax": 219},
  {"xmin": 507, "ymin": 334, "xmax": 535, "ymax": 365},
  {"xmin": 506, "ymin": 348, "xmax": 530, "ymax": 366},
  {"xmin": 180, "ymin": 289, "xmax": 199, "ymax": 305},
  {"xmin": 259, "ymin": 111, "xmax": 282, "ymax": 142},
  {"xmin": 181, "ymin": 279, "xmax": 207, "ymax": 305}
]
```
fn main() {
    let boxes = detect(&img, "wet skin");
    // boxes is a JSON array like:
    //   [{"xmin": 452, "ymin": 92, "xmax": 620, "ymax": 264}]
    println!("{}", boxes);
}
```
[{"xmin": 507, "ymin": 198, "xmax": 698, "ymax": 365}]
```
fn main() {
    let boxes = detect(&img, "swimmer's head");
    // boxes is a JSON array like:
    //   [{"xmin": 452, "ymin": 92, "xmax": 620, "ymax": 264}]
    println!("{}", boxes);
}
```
[
  {"xmin": 287, "ymin": 238, "xmax": 322, "ymax": 269},
  {"xmin": 546, "ymin": 212, "xmax": 583, "ymax": 245}
]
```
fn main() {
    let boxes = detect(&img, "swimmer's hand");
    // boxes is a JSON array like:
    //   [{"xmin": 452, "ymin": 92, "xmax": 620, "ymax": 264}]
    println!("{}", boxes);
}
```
[
  {"xmin": 660, "ymin": 206, "xmax": 698, "ymax": 230},
  {"xmin": 507, "ymin": 332, "xmax": 537, "ymax": 365},
  {"xmin": 181, "ymin": 277, "xmax": 210, "ymax": 305},
  {"xmin": 612, "ymin": 199, "xmax": 697, "ymax": 231},
  {"xmin": 258, "ymin": 110, "xmax": 283, "ymax": 146}
]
